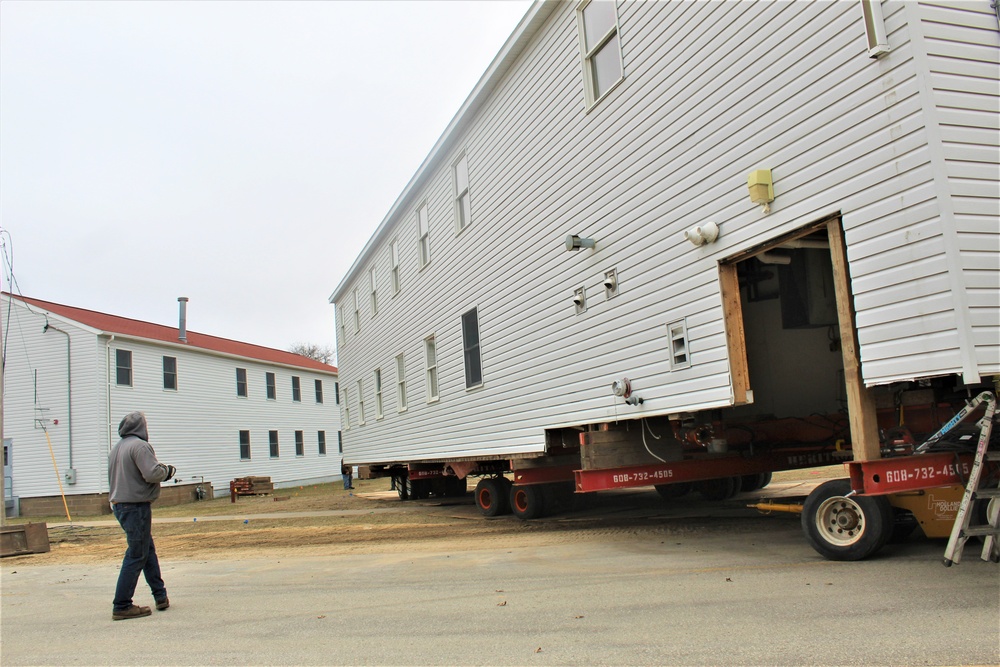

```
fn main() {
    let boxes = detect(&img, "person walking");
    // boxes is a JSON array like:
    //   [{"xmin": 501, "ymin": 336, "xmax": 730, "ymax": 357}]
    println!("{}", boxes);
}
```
[
  {"xmin": 108, "ymin": 412, "xmax": 176, "ymax": 621},
  {"xmin": 342, "ymin": 460, "xmax": 354, "ymax": 490}
]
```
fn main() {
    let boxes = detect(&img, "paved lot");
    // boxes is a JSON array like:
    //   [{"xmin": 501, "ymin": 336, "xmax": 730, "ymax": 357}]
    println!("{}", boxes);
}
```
[{"xmin": 2, "ymin": 502, "xmax": 998, "ymax": 667}]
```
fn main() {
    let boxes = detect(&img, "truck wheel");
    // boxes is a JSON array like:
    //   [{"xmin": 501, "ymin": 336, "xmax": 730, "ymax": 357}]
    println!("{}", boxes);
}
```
[
  {"xmin": 697, "ymin": 477, "xmax": 736, "ymax": 501},
  {"xmin": 475, "ymin": 478, "xmax": 510, "ymax": 517},
  {"xmin": 410, "ymin": 479, "xmax": 431, "ymax": 500},
  {"xmin": 802, "ymin": 479, "xmax": 893, "ymax": 561},
  {"xmin": 395, "ymin": 476, "xmax": 410, "ymax": 501},
  {"xmin": 654, "ymin": 482, "xmax": 692, "ymax": 500},
  {"xmin": 510, "ymin": 485, "xmax": 547, "ymax": 520}
]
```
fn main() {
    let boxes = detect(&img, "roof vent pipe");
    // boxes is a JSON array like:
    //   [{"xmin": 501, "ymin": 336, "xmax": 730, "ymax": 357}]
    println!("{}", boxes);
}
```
[{"xmin": 178, "ymin": 297, "xmax": 189, "ymax": 342}]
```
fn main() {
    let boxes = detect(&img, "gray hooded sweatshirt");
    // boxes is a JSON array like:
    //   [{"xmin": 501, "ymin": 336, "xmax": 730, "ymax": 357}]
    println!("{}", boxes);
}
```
[{"xmin": 108, "ymin": 412, "xmax": 171, "ymax": 503}]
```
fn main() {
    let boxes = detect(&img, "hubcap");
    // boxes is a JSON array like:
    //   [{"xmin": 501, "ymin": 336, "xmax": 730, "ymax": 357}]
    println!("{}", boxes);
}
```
[{"xmin": 816, "ymin": 496, "xmax": 865, "ymax": 546}]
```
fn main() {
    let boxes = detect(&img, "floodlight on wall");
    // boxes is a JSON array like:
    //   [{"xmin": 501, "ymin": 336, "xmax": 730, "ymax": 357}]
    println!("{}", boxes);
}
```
[
  {"xmin": 683, "ymin": 221, "xmax": 720, "ymax": 247},
  {"xmin": 747, "ymin": 169, "xmax": 774, "ymax": 213},
  {"xmin": 565, "ymin": 235, "xmax": 596, "ymax": 251}
]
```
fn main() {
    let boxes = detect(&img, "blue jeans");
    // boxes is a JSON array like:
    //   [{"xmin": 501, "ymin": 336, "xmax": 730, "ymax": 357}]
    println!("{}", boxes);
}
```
[{"xmin": 112, "ymin": 502, "xmax": 166, "ymax": 611}]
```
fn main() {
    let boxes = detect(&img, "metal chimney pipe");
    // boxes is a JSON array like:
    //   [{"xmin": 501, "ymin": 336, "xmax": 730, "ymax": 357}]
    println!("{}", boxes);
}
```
[{"xmin": 178, "ymin": 297, "xmax": 189, "ymax": 342}]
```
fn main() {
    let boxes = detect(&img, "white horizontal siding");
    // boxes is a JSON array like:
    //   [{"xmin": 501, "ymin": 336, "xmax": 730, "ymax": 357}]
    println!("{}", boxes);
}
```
[{"xmin": 334, "ymin": 1, "xmax": 999, "ymax": 465}]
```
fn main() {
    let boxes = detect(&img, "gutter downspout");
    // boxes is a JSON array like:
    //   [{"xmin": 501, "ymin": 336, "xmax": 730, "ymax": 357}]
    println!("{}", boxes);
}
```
[{"xmin": 43, "ymin": 321, "xmax": 74, "ymax": 479}]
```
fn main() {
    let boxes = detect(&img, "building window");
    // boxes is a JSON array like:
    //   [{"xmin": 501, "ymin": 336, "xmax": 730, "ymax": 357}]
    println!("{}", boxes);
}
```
[
  {"xmin": 239, "ymin": 430, "xmax": 251, "ymax": 460},
  {"xmin": 462, "ymin": 307, "xmax": 483, "ymax": 388},
  {"xmin": 266, "ymin": 372, "xmax": 276, "ymax": 400},
  {"xmin": 417, "ymin": 202, "xmax": 430, "ymax": 268},
  {"xmin": 353, "ymin": 289, "xmax": 360, "ymax": 332},
  {"xmin": 391, "ymin": 239, "xmax": 401, "ymax": 294},
  {"xmin": 295, "ymin": 430, "xmax": 304, "ymax": 457},
  {"xmin": 454, "ymin": 153, "xmax": 471, "ymax": 231},
  {"xmin": 269, "ymin": 430, "xmax": 279, "ymax": 458},
  {"xmin": 396, "ymin": 353, "xmax": 407, "ymax": 412},
  {"xmin": 343, "ymin": 388, "xmax": 351, "ymax": 429},
  {"xmin": 425, "ymin": 336, "xmax": 439, "ymax": 402},
  {"xmin": 318, "ymin": 430, "xmax": 327, "ymax": 455},
  {"xmin": 370, "ymin": 267, "xmax": 378, "ymax": 317},
  {"xmin": 338, "ymin": 431, "xmax": 343, "ymax": 454},
  {"xmin": 374, "ymin": 368, "xmax": 383, "ymax": 419},
  {"xmin": 578, "ymin": 0, "xmax": 623, "ymax": 105},
  {"xmin": 357, "ymin": 379, "xmax": 366, "ymax": 425},
  {"xmin": 236, "ymin": 368, "xmax": 248, "ymax": 397},
  {"xmin": 335, "ymin": 381, "xmax": 340, "ymax": 405},
  {"xmin": 162, "ymin": 356, "xmax": 177, "ymax": 390},
  {"xmin": 292, "ymin": 376, "xmax": 301, "ymax": 402},
  {"xmin": 115, "ymin": 349, "xmax": 132, "ymax": 387},
  {"xmin": 315, "ymin": 379, "xmax": 324, "ymax": 404}
]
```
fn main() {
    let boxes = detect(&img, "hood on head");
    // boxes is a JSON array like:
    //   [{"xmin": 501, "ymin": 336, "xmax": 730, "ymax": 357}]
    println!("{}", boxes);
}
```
[{"xmin": 118, "ymin": 412, "xmax": 149, "ymax": 441}]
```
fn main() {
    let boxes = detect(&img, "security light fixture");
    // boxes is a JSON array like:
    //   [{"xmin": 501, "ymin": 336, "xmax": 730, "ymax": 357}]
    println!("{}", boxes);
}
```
[{"xmin": 747, "ymin": 169, "xmax": 774, "ymax": 213}]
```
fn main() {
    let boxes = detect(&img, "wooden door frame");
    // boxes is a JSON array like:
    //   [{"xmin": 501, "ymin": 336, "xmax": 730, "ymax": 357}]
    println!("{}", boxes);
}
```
[{"xmin": 718, "ymin": 214, "xmax": 881, "ymax": 461}]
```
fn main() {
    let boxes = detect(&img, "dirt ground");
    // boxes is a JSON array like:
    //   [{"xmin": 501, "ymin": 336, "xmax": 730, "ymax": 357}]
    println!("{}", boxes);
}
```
[{"xmin": 3, "ymin": 469, "xmax": 833, "ymax": 568}]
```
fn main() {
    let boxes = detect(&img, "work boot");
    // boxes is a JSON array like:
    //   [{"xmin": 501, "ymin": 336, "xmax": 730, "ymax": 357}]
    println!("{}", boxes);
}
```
[
  {"xmin": 112, "ymin": 605, "xmax": 151, "ymax": 621},
  {"xmin": 155, "ymin": 597, "xmax": 170, "ymax": 611}
]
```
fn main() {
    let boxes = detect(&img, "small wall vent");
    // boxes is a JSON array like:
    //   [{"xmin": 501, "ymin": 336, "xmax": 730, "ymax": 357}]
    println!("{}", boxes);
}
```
[{"xmin": 667, "ymin": 319, "xmax": 691, "ymax": 370}]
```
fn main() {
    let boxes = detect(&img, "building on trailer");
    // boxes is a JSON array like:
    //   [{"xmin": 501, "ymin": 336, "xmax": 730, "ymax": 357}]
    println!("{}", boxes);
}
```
[
  {"xmin": 2, "ymin": 294, "xmax": 341, "ymax": 517},
  {"xmin": 329, "ymin": 1, "xmax": 1000, "ymax": 558}
]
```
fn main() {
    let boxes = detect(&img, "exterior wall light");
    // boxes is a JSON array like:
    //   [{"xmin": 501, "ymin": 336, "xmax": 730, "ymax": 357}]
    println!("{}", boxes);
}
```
[
  {"xmin": 565, "ymin": 235, "xmax": 596, "ymax": 251},
  {"xmin": 747, "ymin": 169, "xmax": 774, "ymax": 213}
]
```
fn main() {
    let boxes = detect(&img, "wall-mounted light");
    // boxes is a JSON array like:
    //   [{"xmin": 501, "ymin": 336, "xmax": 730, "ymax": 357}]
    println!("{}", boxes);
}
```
[
  {"xmin": 565, "ymin": 235, "xmax": 596, "ymax": 251},
  {"xmin": 747, "ymin": 169, "xmax": 774, "ymax": 213},
  {"xmin": 683, "ymin": 221, "xmax": 720, "ymax": 247}
]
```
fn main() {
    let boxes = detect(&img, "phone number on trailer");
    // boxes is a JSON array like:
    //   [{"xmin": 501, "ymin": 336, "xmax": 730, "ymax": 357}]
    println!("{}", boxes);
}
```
[
  {"xmin": 612, "ymin": 470, "xmax": 674, "ymax": 484},
  {"xmin": 883, "ymin": 463, "xmax": 970, "ymax": 484}
]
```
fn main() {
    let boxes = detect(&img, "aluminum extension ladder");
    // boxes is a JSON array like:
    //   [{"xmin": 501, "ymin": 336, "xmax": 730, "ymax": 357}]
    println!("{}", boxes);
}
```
[{"xmin": 920, "ymin": 391, "xmax": 1000, "ymax": 566}]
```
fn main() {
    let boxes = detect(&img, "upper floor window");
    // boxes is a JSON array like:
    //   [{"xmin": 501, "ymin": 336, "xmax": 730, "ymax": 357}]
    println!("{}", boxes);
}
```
[
  {"xmin": 236, "ymin": 368, "xmax": 248, "ymax": 397},
  {"xmin": 338, "ymin": 430, "xmax": 343, "ymax": 454},
  {"xmin": 318, "ymin": 430, "xmax": 327, "ymax": 456},
  {"xmin": 390, "ymin": 239, "xmax": 401, "ymax": 294},
  {"xmin": 417, "ymin": 202, "xmax": 431, "ymax": 268},
  {"xmin": 578, "ymin": 0, "xmax": 623, "ymax": 106},
  {"xmin": 425, "ymin": 336, "xmax": 439, "ymax": 402},
  {"xmin": 335, "ymin": 381, "xmax": 340, "ymax": 405},
  {"xmin": 269, "ymin": 430, "xmax": 280, "ymax": 458},
  {"xmin": 353, "ymin": 288, "xmax": 361, "ymax": 332},
  {"xmin": 295, "ymin": 430, "xmax": 305, "ymax": 457},
  {"xmin": 369, "ymin": 267, "xmax": 378, "ymax": 316},
  {"xmin": 343, "ymin": 388, "xmax": 351, "ymax": 429},
  {"xmin": 162, "ymin": 356, "xmax": 177, "ymax": 390},
  {"xmin": 239, "ymin": 430, "xmax": 251, "ymax": 460},
  {"xmin": 374, "ymin": 368, "xmax": 384, "ymax": 419},
  {"xmin": 115, "ymin": 349, "xmax": 132, "ymax": 387},
  {"xmin": 462, "ymin": 307, "xmax": 483, "ymax": 389},
  {"xmin": 292, "ymin": 376, "xmax": 301, "ymax": 402},
  {"xmin": 315, "ymin": 379, "xmax": 324, "ymax": 404},
  {"xmin": 266, "ymin": 372, "xmax": 277, "ymax": 400},
  {"xmin": 357, "ymin": 379, "xmax": 366, "ymax": 425},
  {"xmin": 454, "ymin": 153, "xmax": 471, "ymax": 232}
]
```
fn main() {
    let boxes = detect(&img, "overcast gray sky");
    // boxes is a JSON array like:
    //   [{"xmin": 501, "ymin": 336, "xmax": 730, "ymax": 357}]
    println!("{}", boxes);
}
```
[{"xmin": 0, "ymin": 0, "xmax": 532, "ymax": 361}]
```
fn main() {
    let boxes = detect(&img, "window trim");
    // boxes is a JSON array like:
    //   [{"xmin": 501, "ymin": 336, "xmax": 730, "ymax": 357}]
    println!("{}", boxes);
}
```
[
  {"xmin": 239, "ymin": 429, "xmax": 251, "ymax": 460},
  {"xmin": 577, "ymin": 0, "xmax": 624, "ymax": 108},
  {"xmin": 462, "ymin": 307, "xmax": 483, "ymax": 390},
  {"xmin": 115, "ymin": 349, "xmax": 133, "ymax": 387},
  {"xmin": 162, "ymin": 355, "xmax": 177, "ymax": 391},
  {"xmin": 453, "ymin": 153, "xmax": 471, "ymax": 233},
  {"xmin": 425, "ymin": 335, "xmax": 439, "ymax": 403},
  {"xmin": 417, "ymin": 201, "xmax": 431, "ymax": 269}
]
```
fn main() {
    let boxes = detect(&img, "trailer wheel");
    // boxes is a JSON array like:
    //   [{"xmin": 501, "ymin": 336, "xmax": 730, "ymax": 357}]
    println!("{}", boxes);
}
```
[
  {"xmin": 654, "ymin": 482, "xmax": 692, "ymax": 500},
  {"xmin": 802, "ymin": 479, "xmax": 893, "ymax": 561},
  {"xmin": 510, "ymin": 485, "xmax": 547, "ymax": 520},
  {"xmin": 410, "ymin": 479, "xmax": 431, "ymax": 500},
  {"xmin": 740, "ymin": 473, "xmax": 771, "ymax": 492},
  {"xmin": 697, "ymin": 477, "xmax": 736, "ymax": 501},
  {"xmin": 475, "ymin": 478, "xmax": 510, "ymax": 517},
  {"xmin": 395, "ymin": 476, "xmax": 410, "ymax": 501}
]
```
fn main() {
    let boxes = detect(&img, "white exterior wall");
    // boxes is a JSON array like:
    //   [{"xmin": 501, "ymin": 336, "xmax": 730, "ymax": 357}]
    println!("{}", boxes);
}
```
[
  {"xmin": 333, "ymin": 1, "xmax": 999, "ymax": 465},
  {"xmin": 2, "ymin": 298, "xmax": 341, "ymax": 499}
]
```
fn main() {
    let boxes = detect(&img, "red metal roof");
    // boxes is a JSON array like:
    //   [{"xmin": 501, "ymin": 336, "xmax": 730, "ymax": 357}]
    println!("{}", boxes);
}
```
[{"xmin": 7, "ymin": 294, "xmax": 337, "ymax": 374}]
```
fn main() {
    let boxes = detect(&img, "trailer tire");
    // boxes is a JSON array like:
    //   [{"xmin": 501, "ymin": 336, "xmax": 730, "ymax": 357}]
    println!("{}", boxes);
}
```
[
  {"xmin": 654, "ymin": 482, "xmax": 692, "ymax": 500},
  {"xmin": 802, "ymin": 479, "xmax": 893, "ymax": 561},
  {"xmin": 510, "ymin": 485, "xmax": 547, "ymax": 520},
  {"xmin": 475, "ymin": 478, "xmax": 510, "ymax": 517},
  {"xmin": 740, "ymin": 473, "xmax": 771, "ymax": 492},
  {"xmin": 410, "ymin": 479, "xmax": 432, "ymax": 500},
  {"xmin": 395, "ymin": 476, "xmax": 410, "ymax": 501},
  {"xmin": 697, "ymin": 477, "xmax": 736, "ymax": 501}
]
